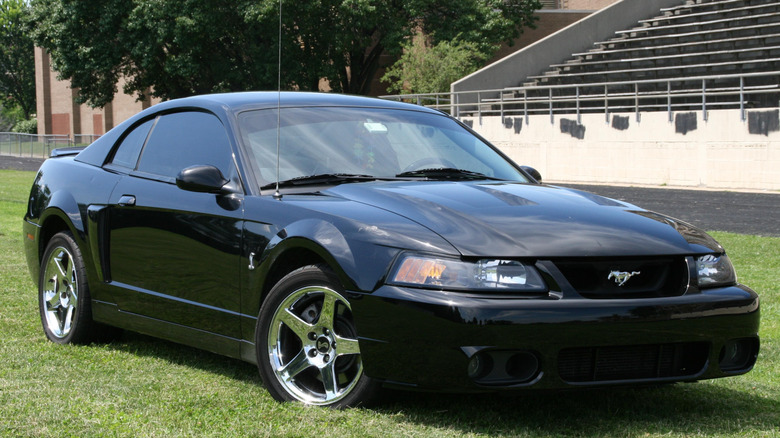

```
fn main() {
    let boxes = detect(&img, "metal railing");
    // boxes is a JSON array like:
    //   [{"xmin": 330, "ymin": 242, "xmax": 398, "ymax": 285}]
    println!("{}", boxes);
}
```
[
  {"xmin": 0, "ymin": 133, "xmax": 100, "ymax": 158},
  {"xmin": 73, "ymin": 134, "xmax": 101, "ymax": 146},
  {"xmin": 540, "ymin": 0, "xmax": 567, "ymax": 9},
  {"xmin": 381, "ymin": 71, "xmax": 780, "ymax": 124}
]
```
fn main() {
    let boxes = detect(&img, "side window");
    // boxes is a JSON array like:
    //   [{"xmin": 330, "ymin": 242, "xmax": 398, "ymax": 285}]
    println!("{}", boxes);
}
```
[
  {"xmin": 110, "ymin": 119, "xmax": 154, "ymax": 169},
  {"xmin": 136, "ymin": 111, "xmax": 234, "ymax": 180}
]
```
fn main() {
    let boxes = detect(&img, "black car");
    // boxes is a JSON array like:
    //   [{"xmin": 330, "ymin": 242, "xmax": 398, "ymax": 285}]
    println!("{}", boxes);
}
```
[{"xmin": 24, "ymin": 92, "xmax": 759, "ymax": 407}]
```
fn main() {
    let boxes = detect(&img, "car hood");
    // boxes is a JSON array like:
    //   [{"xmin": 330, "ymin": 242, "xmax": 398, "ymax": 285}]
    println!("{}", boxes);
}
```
[{"xmin": 322, "ymin": 181, "xmax": 722, "ymax": 258}]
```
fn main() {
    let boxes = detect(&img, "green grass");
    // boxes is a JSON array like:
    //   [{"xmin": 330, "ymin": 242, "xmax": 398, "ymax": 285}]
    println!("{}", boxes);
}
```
[{"xmin": 1, "ymin": 169, "xmax": 778, "ymax": 437}]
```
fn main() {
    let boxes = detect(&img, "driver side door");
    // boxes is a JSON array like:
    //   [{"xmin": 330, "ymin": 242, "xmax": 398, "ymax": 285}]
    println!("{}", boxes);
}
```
[{"xmin": 103, "ymin": 110, "xmax": 245, "ymax": 339}]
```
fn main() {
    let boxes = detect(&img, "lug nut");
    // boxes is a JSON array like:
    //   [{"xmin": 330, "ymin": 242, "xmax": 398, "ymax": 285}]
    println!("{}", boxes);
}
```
[
  {"xmin": 308, "ymin": 332, "xmax": 316, "ymax": 340},
  {"xmin": 323, "ymin": 354, "xmax": 330, "ymax": 362},
  {"xmin": 309, "ymin": 349, "xmax": 317, "ymax": 357}
]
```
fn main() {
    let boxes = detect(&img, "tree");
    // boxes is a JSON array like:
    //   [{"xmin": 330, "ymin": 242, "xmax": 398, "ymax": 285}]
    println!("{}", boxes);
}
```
[
  {"xmin": 31, "ymin": 0, "xmax": 278, "ymax": 108},
  {"xmin": 382, "ymin": 35, "xmax": 489, "ymax": 94},
  {"xmin": 30, "ymin": 0, "xmax": 541, "ymax": 108},
  {"xmin": 0, "ymin": 0, "xmax": 36, "ymax": 119}
]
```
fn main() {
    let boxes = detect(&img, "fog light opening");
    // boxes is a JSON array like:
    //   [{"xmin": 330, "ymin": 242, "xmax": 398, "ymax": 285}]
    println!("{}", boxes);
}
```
[
  {"xmin": 468, "ymin": 350, "xmax": 539, "ymax": 385},
  {"xmin": 467, "ymin": 353, "xmax": 493, "ymax": 379},
  {"xmin": 719, "ymin": 338, "xmax": 757, "ymax": 372},
  {"xmin": 505, "ymin": 352, "xmax": 540, "ymax": 382}
]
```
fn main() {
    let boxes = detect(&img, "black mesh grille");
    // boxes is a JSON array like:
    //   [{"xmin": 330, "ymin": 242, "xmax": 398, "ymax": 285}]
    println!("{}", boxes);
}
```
[
  {"xmin": 558, "ymin": 342, "xmax": 709, "ymax": 383},
  {"xmin": 553, "ymin": 257, "xmax": 688, "ymax": 299}
]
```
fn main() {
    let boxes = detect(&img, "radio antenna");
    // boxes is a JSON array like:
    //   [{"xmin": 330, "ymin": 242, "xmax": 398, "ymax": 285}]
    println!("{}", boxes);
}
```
[{"xmin": 273, "ymin": 0, "xmax": 283, "ymax": 200}]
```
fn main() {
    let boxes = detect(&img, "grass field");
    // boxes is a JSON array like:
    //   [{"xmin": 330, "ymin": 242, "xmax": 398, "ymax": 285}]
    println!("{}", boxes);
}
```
[{"xmin": 0, "ymin": 169, "xmax": 778, "ymax": 437}]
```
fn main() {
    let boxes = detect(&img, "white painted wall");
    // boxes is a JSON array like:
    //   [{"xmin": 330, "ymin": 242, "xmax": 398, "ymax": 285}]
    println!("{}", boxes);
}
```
[{"xmin": 464, "ymin": 109, "xmax": 780, "ymax": 191}]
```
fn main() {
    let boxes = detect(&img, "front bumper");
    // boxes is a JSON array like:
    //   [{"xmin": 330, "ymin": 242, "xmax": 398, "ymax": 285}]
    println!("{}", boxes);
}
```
[{"xmin": 350, "ymin": 284, "xmax": 760, "ymax": 391}]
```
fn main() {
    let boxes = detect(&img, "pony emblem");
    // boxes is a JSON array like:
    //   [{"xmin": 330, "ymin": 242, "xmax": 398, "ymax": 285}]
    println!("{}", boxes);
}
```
[{"xmin": 608, "ymin": 270, "xmax": 641, "ymax": 287}]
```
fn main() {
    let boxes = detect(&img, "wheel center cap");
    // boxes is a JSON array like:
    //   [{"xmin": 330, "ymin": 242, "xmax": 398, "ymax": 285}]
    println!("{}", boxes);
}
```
[{"xmin": 316, "ymin": 337, "xmax": 331, "ymax": 354}]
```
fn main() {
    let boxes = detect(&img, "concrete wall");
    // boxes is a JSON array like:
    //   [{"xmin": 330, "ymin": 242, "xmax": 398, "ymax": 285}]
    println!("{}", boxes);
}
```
[
  {"xmin": 452, "ymin": 0, "xmax": 684, "ymax": 96},
  {"xmin": 488, "ymin": 11, "xmax": 593, "ymax": 65},
  {"xmin": 464, "ymin": 109, "xmax": 780, "ymax": 191}
]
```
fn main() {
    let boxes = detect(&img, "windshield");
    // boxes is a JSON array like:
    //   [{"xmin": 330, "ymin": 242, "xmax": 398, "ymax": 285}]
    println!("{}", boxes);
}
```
[{"xmin": 237, "ymin": 107, "xmax": 529, "ymax": 187}]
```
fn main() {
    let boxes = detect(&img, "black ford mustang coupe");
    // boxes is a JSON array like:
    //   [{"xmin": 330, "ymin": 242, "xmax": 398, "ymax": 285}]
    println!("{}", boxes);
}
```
[{"xmin": 24, "ymin": 92, "xmax": 759, "ymax": 407}]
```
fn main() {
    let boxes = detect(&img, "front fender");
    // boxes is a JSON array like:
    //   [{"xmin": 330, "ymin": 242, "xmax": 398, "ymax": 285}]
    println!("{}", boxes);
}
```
[
  {"xmin": 259, "ymin": 218, "xmax": 398, "ymax": 293},
  {"xmin": 240, "ymin": 217, "xmax": 401, "ymax": 345}
]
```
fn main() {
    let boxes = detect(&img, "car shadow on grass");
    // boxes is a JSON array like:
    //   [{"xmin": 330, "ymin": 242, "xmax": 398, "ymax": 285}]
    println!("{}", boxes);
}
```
[
  {"xmin": 378, "ymin": 383, "xmax": 778, "ymax": 436},
  {"xmin": 104, "ymin": 331, "xmax": 261, "ymax": 384},
  {"xmin": 102, "ymin": 332, "xmax": 776, "ymax": 436}
]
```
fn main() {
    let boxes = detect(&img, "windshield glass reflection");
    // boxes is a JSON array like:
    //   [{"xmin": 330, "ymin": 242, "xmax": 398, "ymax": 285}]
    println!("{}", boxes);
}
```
[{"xmin": 238, "ymin": 107, "xmax": 528, "ymax": 186}]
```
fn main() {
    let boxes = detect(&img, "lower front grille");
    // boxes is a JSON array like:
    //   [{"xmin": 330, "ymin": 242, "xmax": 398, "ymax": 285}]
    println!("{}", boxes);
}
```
[{"xmin": 558, "ymin": 342, "xmax": 709, "ymax": 383}]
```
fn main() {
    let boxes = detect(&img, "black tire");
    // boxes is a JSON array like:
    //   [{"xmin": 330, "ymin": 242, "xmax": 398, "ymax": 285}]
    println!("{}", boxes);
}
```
[
  {"xmin": 256, "ymin": 264, "xmax": 379, "ymax": 408},
  {"xmin": 38, "ymin": 231, "xmax": 99, "ymax": 344}
]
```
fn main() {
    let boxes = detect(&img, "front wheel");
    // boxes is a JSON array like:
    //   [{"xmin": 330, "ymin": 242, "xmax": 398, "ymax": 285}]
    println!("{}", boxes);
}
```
[{"xmin": 256, "ymin": 265, "xmax": 378, "ymax": 407}]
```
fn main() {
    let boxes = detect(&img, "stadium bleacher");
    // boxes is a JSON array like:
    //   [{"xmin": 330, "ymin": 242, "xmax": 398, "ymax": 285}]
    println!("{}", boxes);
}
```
[
  {"xmin": 525, "ymin": 0, "xmax": 780, "ymax": 104},
  {"xmin": 494, "ymin": 0, "xmax": 780, "ymax": 118}
]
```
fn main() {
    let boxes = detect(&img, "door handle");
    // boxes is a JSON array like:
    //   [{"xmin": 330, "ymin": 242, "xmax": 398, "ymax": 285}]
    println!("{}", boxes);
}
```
[{"xmin": 118, "ymin": 195, "xmax": 136, "ymax": 207}]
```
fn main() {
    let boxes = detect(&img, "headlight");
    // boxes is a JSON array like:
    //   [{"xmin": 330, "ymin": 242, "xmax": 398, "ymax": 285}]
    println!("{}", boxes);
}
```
[
  {"xmin": 696, "ymin": 254, "xmax": 737, "ymax": 288},
  {"xmin": 389, "ymin": 254, "xmax": 547, "ymax": 292}
]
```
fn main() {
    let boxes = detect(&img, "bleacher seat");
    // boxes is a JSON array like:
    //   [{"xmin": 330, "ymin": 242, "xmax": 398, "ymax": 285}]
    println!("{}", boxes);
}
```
[{"xmin": 512, "ymin": 0, "xmax": 780, "ymax": 115}]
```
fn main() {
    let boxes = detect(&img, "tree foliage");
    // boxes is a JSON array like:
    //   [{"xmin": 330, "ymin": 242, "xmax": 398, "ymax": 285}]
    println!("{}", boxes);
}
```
[
  {"xmin": 30, "ymin": 0, "xmax": 541, "ymax": 108},
  {"xmin": 0, "ymin": 0, "xmax": 36, "ymax": 119},
  {"xmin": 0, "ymin": 102, "xmax": 21, "ymax": 130},
  {"xmin": 11, "ymin": 116, "xmax": 37, "ymax": 133},
  {"xmin": 382, "ymin": 35, "xmax": 489, "ymax": 94}
]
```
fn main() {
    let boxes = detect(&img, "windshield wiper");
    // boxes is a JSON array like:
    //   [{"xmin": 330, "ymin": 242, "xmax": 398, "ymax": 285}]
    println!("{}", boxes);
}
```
[
  {"xmin": 395, "ymin": 168, "xmax": 502, "ymax": 181},
  {"xmin": 260, "ymin": 173, "xmax": 377, "ymax": 191}
]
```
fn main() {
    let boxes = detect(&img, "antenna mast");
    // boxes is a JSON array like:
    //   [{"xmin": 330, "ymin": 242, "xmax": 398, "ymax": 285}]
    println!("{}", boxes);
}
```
[{"xmin": 273, "ymin": 0, "xmax": 283, "ymax": 200}]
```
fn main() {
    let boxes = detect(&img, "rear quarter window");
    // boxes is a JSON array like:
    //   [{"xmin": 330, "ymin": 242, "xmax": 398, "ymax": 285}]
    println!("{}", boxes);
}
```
[{"xmin": 110, "ymin": 119, "xmax": 154, "ymax": 170}]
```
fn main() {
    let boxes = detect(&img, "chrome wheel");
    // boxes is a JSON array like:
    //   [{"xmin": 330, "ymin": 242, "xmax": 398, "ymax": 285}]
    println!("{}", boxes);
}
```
[
  {"xmin": 38, "ymin": 231, "xmax": 102, "ymax": 345},
  {"xmin": 266, "ymin": 285, "xmax": 363, "ymax": 405},
  {"xmin": 41, "ymin": 245, "xmax": 79, "ymax": 339}
]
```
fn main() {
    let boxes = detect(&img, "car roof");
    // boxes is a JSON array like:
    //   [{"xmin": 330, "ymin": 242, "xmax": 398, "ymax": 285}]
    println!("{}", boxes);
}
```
[
  {"xmin": 75, "ymin": 92, "xmax": 444, "ymax": 167},
  {"xmin": 150, "ymin": 91, "xmax": 442, "ymax": 114}
]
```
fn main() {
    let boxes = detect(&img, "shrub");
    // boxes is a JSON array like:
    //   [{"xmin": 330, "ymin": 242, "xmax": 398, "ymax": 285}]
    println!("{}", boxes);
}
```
[{"xmin": 12, "ymin": 117, "xmax": 37, "ymax": 134}]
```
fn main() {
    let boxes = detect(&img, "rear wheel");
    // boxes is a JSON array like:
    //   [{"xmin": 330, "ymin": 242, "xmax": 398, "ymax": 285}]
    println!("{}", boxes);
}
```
[
  {"xmin": 38, "ymin": 231, "xmax": 98, "ymax": 344},
  {"xmin": 256, "ymin": 265, "xmax": 378, "ymax": 407}
]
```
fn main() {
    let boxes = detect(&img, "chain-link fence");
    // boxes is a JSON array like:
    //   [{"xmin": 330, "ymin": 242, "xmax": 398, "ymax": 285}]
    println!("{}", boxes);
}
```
[{"xmin": 0, "ymin": 133, "xmax": 99, "ymax": 158}]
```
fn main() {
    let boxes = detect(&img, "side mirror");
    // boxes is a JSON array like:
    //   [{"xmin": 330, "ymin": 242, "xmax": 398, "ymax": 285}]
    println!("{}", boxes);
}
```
[
  {"xmin": 520, "ymin": 165, "xmax": 542, "ymax": 183},
  {"xmin": 176, "ymin": 165, "xmax": 229, "ymax": 193}
]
